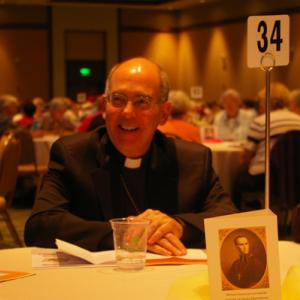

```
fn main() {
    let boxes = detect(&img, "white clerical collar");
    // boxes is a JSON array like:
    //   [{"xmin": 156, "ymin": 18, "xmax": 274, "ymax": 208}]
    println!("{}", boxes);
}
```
[{"xmin": 124, "ymin": 157, "xmax": 142, "ymax": 169}]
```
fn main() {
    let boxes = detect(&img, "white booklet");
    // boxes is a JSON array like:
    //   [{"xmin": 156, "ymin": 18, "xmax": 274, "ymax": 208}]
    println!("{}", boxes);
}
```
[
  {"xmin": 204, "ymin": 209, "xmax": 281, "ymax": 300},
  {"xmin": 31, "ymin": 239, "xmax": 207, "ymax": 269},
  {"xmin": 55, "ymin": 239, "xmax": 207, "ymax": 266},
  {"xmin": 56, "ymin": 239, "xmax": 114, "ymax": 265}
]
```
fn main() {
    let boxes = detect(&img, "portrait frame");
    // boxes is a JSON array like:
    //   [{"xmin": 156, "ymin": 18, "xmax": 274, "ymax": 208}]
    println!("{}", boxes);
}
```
[
  {"xmin": 219, "ymin": 227, "xmax": 269, "ymax": 290},
  {"xmin": 204, "ymin": 209, "xmax": 281, "ymax": 300}
]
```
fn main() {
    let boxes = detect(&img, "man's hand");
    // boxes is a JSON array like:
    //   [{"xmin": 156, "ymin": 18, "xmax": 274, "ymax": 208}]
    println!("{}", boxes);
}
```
[{"xmin": 136, "ymin": 209, "xmax": 187, "ymax": 256}]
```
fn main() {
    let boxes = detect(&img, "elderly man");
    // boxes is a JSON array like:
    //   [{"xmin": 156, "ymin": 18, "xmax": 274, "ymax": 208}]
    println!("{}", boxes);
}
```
[
  {"xmin": 158, "ymin": 90, "xmax": 201, "ymax": 143},
  {"xmin": 289, "ymin": 89, "xmax": 300, "ymax": 116},
  {"xmin": 24, "ymin": 57, "xmax": 236, "ymax": 256},
  {"xmin": 0, "ymin": 94, "xmax": 19, "ymax": 136},
  {"xmin": 234, "ymin": 82, "xmax": 300, "ymax": 209},
  {"xmin": 214, "ymin": 89, "xmax": 254, "ymax": 141}
]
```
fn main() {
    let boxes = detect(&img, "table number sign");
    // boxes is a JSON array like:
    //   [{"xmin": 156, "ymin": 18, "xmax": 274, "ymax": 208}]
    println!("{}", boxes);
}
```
[
  {"xmin": 205, "ymin": 209, "xmax": 281, "ymax": 300},
  {"xmin": 247, "ymin": 15, "xmax": 289, "ymax": 68}
]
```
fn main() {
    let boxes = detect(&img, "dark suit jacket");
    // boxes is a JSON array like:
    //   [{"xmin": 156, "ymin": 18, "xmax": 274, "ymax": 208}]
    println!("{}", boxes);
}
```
[{"xmin": 24, "ymin": 127, "xmax": 236, "ymax": 250}]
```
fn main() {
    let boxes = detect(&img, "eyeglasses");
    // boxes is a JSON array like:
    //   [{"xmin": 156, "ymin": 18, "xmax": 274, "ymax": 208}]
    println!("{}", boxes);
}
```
[{"xmin": 107, "ymin": 93, "xmax": 155, "ymax": 111}]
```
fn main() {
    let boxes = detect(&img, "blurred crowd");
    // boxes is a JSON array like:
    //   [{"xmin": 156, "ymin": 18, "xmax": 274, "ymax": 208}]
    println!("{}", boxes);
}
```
[
  {"xmin": 0, "ymin": 94, "xmax": 106, "ymax": 138},
  {"xmin": 1, "ymin": 82, "xmax": 300, "ymax": 147}
]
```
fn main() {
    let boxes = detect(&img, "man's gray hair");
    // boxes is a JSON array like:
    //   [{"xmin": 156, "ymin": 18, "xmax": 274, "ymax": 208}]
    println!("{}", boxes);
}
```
[
  {"xmin": 105, "ymin": 59, "xmax": 169, "ymax": 104},
  {"xmin": 168, "ymin": 90, "xmax": 192, "ymax": 118},
  {"xmin": 49, "ymin": 97, "xmax": 69, "ymax": 111},
  {"xmin": 0, "ymin": 94, "xmax": 19, "ymax": 114},
  {"xmin": 220, "ymin": 89, "xmax": 241, "ymax": 106},
  {"xmin": 290, "ymin": 89, "xmax": 300, "ymax": 108}
]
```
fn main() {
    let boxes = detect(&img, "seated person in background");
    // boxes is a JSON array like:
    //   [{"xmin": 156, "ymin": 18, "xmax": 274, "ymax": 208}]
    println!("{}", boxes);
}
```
[
  {"xmin": 0, "ymin": 94, "xmax": 19, "ymax": 136},
  {"xmin": 289, "ymin": 89, "xmax": 300, "ymax": 116},
  {"xmin": 16, "ymin": 101, "xmax": 36, "ymax": 129},
  {"xmin": 24, "ymin": 57, "xmax": 237, "ymax": 256},
  {"xmin": 233, "ymin": 82, "xmax": 300, "ymax": 209},
  {"xmin": 241, "ymin": 97, "xmax": 259, "ymax": 120},
  {"xmin": 63, "ymin": 97, "xmax": 81, "ymax": 128},
  {"xmin": 158, "ymin": 90, "xmax": 201, "ymax": 143},
  {"xmin": 37, "ymin": 97, "xmax": 76, "ymax": 135},
  {"xmin": 214, "ymin": 89, "xmax": 254, "ymax": 141},
  {"xmin": 77, "ymin": 94, "xmax": 106, "ymax": 133},
  {"xmin": 201, "ymin": 99, "xmax": 222, "ymax": 125},
  {"xmin": 32, "ymin": 97, "xmax": 46, "ymax": 120}
]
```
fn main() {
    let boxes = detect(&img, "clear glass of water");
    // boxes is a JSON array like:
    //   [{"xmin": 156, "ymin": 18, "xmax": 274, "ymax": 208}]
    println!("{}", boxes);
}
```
[{"xmin": 109, "ymin": 218, "xmax": 149, "ymax": 271}]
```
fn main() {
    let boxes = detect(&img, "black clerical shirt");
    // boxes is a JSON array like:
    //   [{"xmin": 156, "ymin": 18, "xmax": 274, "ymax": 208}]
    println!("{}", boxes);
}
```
[{"xmin": 109, "ymin": 145, "xmax": 149, "ymax": 218}]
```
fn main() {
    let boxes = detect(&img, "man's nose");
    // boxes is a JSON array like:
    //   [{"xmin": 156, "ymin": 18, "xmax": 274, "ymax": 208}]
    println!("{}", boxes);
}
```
[{"xmin": 122, "ymin": 100, "xmax": 136, "ymax": 115}]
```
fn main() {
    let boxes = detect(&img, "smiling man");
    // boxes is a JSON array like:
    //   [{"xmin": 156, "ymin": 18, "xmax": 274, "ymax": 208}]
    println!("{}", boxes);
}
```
[{"xmin": 24, "ymin": 57, "xmax": 236, "ymax": 256}]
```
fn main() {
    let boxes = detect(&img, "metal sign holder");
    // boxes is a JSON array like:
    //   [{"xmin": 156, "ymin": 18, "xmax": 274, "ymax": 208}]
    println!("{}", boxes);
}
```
[{"xmin": 260, "ymin": 52, "xmax": 275, "ymax": 210}]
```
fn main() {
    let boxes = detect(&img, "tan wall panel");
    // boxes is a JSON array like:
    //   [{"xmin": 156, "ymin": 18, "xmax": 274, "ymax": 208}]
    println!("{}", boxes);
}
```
[
  {"xmin": 178, "ymin": 15, "xmax": 299, "ymax": 102},
  {"xmin": 0, "ymin": 29, "xmax": 49, "ymax": 101},
  {"xmin": 65, "ymin": 31, "xmax": 105, "ymax": 60},
  {"xmin": 52, "ymin": 6, "xmax": 118, "ymax": 96},
  {"xmin": 120, "ymin": 31, "xmax": 178, "ymax": 88}
]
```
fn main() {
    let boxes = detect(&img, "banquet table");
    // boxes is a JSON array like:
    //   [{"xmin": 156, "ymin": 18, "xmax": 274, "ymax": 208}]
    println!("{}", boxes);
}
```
[
  {"xmin": 34, "ymin": 135, "xmax": 60, "ymax": 166},
  {"xmin": 0, "ymin": 241, "xmax": 299, "ymax": 300},
  {"xmin": 203, "ymin": 141, "xmax": 244, "ymax": 197}
]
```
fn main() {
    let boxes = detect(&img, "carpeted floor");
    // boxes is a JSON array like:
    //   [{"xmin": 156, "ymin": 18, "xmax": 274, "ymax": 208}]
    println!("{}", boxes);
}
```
[{"xmin": 0, "ymin": 207, "xmax": 31, "ymax": 249}]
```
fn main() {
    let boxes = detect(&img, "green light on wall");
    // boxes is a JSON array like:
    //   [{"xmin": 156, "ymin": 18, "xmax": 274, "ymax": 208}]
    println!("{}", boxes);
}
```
[{"xmin": 79, "ymin": 67, "xmax": 91, "ymax": 77}]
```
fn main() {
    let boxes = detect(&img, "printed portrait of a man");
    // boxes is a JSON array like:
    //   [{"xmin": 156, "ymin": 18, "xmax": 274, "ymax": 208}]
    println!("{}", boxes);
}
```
[{"xmin": 219, "ymin": 227, "xmax": 268, "ymax": 290}]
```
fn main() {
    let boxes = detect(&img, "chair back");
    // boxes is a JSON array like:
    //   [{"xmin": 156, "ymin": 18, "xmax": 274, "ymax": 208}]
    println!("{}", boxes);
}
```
[
  {"xmin": 0, "ymin": 134, "xmax": 21, "ymax": 203},
  {"xmin": 291, "ymin": 203, "xmax": 300, "ymax": 242},
  {"xmin": 270, "ymin": 130, "xmax": 300, "ymax": 209},
  {"xmin": 13, "ymin": 127, "xmax": 37, "ymax": 166}
]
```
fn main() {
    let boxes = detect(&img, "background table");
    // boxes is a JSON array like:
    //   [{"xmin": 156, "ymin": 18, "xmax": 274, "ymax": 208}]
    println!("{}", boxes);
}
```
[
  {"xmin": 34, "ymin": 135, "xmax": 60, "ymax": 166},
  {"xmin": 0, "ymin": 241, "xmax": 299, "ymax": 300},
  {"xmin": 203, "ymin": 141, "xmax": 244, "ymax": 197}
]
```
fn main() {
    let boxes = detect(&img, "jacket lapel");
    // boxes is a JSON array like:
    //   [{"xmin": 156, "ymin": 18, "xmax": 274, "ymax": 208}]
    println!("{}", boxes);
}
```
[
  {"xmin": 147, "ymin": 133, "xmax": 178, "ymax": 214},
  {"xmin": 90, "ymin": 130, "xmax": 114, "ymax": 220},
  {"xmin": 91, "ymin": 168, "xmax": 113, "ymax": 220}
]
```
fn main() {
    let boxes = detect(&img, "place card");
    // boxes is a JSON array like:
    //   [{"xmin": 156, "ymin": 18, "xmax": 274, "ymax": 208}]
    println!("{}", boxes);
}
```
[{"xmin": 204, "ymin": 209, "xmax": 281, "ymax": 300}]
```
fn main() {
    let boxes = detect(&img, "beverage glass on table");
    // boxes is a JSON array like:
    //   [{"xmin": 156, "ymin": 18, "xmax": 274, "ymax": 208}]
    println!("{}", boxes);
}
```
[{"xmin": 109, "ymin": 218, "xmax": 149, "ymax": 271}]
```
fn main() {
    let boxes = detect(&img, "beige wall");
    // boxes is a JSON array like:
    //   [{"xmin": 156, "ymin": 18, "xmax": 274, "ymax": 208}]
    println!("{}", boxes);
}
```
[
  {"xmin": 121, "ymin": 31, "xmax": 178, "ymax": 88},
  {"xmin": 0, "ymin": 6, "xmax": 49, "ymax": 101},
  {"xmin": 52, "ymin": 6, "xmax": 118, "ymax": 96},
  {"xmin": 0, "ymin": 29, "xmax": 49, "ymax": 101},
  {"xmin": 1, "ymin": 5, "xmax": 300, "ymax": 102},
  {"xmin": 121, "ymin": 12, "xmax": 300, "ymax": 102}
]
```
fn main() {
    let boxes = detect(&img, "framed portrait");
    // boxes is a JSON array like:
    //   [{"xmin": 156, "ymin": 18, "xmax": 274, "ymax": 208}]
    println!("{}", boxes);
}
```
[
  {"xmin": 219, "ymin": 227, "xmax": 268, "ymax": 290},
  {"xmin": 204, "ymin": 209, "xmax": 281, "ymax": 300}
]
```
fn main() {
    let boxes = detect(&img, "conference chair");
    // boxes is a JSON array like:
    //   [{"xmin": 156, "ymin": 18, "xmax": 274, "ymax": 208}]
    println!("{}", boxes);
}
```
[
  {"xmin": 0, "ymin": 133, "xmax": 23, "ymax": 246},
  {"xmin": 13, "ymin": 128, "xmax": 47, "ymax": 207},
  {"xmin": 14, "ymin": 127, "xmax": 48, "ymax": 174},
  {"xmin": 270, "ymin": 130, "xmax": 300, "ymax": 237},
  {"xmin": 291, "ymin": 203, "xmax": 300, "ymax": 243}
]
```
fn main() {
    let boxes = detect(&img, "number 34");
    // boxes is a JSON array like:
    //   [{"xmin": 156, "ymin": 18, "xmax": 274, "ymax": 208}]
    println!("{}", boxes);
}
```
[{"xmin": 257, "ymin": 20, "xmax": 283, "ymax": 53}]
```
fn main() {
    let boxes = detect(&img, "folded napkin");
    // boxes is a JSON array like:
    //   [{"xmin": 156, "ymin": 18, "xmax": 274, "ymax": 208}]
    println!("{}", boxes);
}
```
[{"xmin": 282, "ymin": 265, "xmax": 300, "ymax": 300}]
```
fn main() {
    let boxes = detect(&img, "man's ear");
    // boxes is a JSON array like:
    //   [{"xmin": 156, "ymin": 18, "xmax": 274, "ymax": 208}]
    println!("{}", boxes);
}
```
[
  {"xmin": 159, "ymin": 102, "xmax": 171, "ymax": 125},
  {"xmin": 102, "ymin": 94, "xmax": 108, "ymax": 119}
]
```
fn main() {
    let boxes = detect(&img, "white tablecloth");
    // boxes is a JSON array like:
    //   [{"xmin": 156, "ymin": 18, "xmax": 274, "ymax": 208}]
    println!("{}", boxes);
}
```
[
  {"xmin": 34, "ymin": 135, "xmax": 60, "ymax": 166},
  {"xmin": 0, "ymin": 241, "xmax": 299, "ymax": 300},
  {"xmin": 203, "ymin": 142, "xmax": 244, "ymax": 197}
]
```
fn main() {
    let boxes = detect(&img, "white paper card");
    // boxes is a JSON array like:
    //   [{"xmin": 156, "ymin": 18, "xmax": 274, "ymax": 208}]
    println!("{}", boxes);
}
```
[
  {"xmin": 248, "ymin": 15, "xmax": 289, "ymax": 68},
  {"xmin": 205, "ymin": 209, "xmax": 281, "ymax": 300}
]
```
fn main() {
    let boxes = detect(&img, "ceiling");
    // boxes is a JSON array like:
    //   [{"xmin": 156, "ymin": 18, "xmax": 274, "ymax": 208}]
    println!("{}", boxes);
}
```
[{"xmin": 0, "ymin": 0, "xmax": 219, "ymax": 9}]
